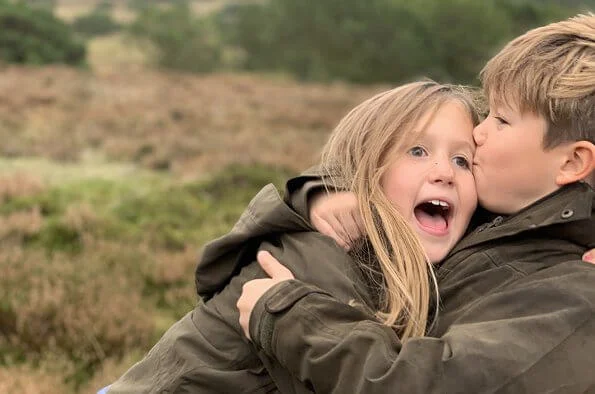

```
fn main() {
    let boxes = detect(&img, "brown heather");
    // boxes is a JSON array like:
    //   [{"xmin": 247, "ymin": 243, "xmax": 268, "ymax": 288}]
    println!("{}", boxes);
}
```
[
  {"xmin": 0, "ymin": 173, "xmax": 45, "ymax": 203},
  {"xmin": 0, "ymin": 66, "xmax": 383, "ymax": 178},
  {"xmin": 0, "ymin": 65, "xmax": 386, "ymax": 392},
  {"xmin": 0, "ymin": 245, "xmax": 154, "ymax": 359},
  {"xmin": 0, "ymin": 208, "xmax": 43, "ymax": 240},
  {"xmin": 0, "ymin": 364, "xmax": 69, "ymax": 394}
]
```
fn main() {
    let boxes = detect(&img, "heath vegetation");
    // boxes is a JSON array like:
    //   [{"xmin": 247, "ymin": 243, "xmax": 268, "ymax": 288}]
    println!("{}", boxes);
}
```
[{"xmin": 0, "ymin": 0, "xmax": 590, "ymax": 392}]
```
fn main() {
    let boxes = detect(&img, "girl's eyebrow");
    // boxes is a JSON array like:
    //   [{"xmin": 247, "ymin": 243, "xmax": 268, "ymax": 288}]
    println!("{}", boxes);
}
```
[
  {"xmin": 451, "ymin": 139, "xmax": 475, "ymax": 154},
  {"xmin": 422, "ymin": 133, "xmax": 475, "ymax": 153}
]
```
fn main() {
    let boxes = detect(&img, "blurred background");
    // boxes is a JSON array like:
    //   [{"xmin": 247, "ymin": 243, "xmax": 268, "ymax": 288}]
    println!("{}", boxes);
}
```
[{"xmin": 0, "ymin": 0, "xmax": 592, "ymax": 392}]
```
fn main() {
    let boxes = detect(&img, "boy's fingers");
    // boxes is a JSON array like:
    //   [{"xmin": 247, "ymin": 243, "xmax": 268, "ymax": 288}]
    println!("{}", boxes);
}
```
[
  {"xmin": 352, "ymin": 209, "xmax": 366, "ymax": 237},
  {"xmin": 583, "ymin": 250, "xmax": 594, "ymax": 264},
  {"xmin": 340, "ymin": 211, "xmax": 364, "ymax": 245},
  {"xmin": 324, "ymin": 213, "xmax": 352, "ymax": 246},
  {"xmin": 238, "ymin": 278, "xmax": 278, "ymax": 340},
  {"xmin": 311, "ymin": 214, "xmax": 350, "ymax": 250},
  {"xmin": 257, "ymin": 251, "xmax": 295, "ymax": 280}
]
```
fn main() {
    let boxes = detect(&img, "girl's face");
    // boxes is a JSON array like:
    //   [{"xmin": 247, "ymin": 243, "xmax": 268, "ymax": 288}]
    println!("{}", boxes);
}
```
[{"xmin": 381, "ymin": 101, "xmax": 478, "ymax": 263}]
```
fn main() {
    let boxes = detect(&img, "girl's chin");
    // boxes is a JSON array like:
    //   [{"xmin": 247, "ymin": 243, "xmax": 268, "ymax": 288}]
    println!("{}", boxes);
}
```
[{"xmin": 424, "ymin": 249, "xmax": 448, "ymax": 264}]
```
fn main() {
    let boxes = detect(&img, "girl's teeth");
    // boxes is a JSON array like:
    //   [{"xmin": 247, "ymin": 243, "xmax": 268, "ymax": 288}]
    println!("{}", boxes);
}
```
[{"xmin": 429, "ymin": 200, "xmax": 449, "ymax": 207}]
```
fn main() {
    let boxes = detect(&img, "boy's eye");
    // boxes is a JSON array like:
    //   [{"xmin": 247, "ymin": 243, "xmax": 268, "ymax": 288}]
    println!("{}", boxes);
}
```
[
  {"xmin": 408, "ymin": 146, "xmax": 427, "ymax": 157},
  {"xmin": 494, "ymin": 116, "xmax": 509, "ymax": 125},
  {"xmin": 453, "ymin": 156, "xmax": 470, "ymax": 169}
]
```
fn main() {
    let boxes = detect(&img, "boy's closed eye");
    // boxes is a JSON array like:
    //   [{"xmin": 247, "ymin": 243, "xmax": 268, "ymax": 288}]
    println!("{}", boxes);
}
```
[{"xmin": 494, "ymin": 116, "xmax": 509, "ymax": 125}]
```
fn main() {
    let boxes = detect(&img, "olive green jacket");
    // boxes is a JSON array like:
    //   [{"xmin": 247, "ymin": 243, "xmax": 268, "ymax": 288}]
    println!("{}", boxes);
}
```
[
  {"xmin": 108, "ymin": 173, "xmax": 594, "ymax": 393},
  {"xmin": 249, "ymin": 180, "xmax": 595, "ymax": 393},
  {"xmin": 107, "ymin": 178, "xmax": 375, "ymax": 393}
]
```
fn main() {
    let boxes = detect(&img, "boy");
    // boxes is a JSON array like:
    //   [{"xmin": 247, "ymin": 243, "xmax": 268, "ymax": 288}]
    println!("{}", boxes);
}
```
[{"xmin": 237, "ymin": 14, "xmax": 595, "ymax": 393}]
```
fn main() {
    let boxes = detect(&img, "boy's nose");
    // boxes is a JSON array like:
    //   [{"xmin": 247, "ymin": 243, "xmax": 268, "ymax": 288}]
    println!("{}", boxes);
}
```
[{"xmin": 473, "ymin": 122, "xmax": 487, "ymax": 146}]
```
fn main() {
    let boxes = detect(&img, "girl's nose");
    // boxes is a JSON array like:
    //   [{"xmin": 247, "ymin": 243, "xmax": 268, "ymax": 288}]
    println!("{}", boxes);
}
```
[{"xmin": 429, "ymin": 159, "xmax": 455, "ymax": 186}]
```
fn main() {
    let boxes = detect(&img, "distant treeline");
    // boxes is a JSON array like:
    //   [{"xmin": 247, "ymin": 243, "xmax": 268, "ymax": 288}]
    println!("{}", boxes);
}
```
[
  {"xmin": 2, "ymin": 0, "xmax": 592, "ymax": 84},
  {"xmin": 127, "ymin": 0, "xmax": 587, "ymax": 83}
]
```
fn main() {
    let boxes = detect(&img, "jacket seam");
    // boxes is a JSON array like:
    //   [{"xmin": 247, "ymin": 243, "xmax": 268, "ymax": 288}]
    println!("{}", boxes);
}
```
[{"xmin": 244, "ymin": 208, "xmax": 269, "ymax": 231}]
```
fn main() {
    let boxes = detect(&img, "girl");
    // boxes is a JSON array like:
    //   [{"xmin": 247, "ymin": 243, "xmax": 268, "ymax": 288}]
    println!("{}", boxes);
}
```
[{"xmin": 107, "ymin": 80, "xmax": 480, "ymax": 393}]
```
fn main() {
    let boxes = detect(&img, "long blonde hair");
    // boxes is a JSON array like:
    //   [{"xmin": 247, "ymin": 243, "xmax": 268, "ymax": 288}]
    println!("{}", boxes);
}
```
[{"xmin": 320, "ymin": 81, "xmax": 480, "ymax": 339}]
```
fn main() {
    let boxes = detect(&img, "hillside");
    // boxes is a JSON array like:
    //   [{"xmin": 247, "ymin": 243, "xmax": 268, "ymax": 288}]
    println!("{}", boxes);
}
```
[{"xmin": 0, "ymin": 66, "xmax": 384, "ymax": 180}]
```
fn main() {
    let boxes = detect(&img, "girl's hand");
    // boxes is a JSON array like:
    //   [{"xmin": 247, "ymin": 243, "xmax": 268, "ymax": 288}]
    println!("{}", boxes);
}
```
[
  {"xmin": 237, "ymin": 251, "xmax": 295, "ymax": 340},
  {"xmin": 309, "ymin": 191, "xmax": 364, "ymax": 250},
  {"xmin": 584, "ymin": 249, "xmax": 594, "ymax": 264}
]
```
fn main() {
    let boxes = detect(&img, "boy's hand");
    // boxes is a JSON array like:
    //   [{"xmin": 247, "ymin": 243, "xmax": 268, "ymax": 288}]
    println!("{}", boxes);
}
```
[
  {"xmin": 238, "ymin": 251, "xmax": 294, "ymax": 340},
  {"xmin": 309, "ymin": 191, "xmax": 364, "ymax": 250},
  {"xmin": 584, "ymin": 249, "xmax": 595, "ymax": 264}
]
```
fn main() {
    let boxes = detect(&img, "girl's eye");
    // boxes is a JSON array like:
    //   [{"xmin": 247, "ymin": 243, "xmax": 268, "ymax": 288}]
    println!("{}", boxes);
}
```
[
  {"xmin": 453, "ymin": 156, "xmax": 470, "ymax": 169},
  {"xmin": 408, "ymin": 146, "xmax": 427, "ymax": 157}
]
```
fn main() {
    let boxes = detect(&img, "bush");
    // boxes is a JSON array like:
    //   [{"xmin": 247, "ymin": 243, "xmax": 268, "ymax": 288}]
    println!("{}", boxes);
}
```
[
  {"xmin": 0, "ymin": 0, "xmax": 85, "ymax": 66},
  {"xmin": 218, "ymin": 0, "xmax": 583, "ymax": 84},
  {"xmin": 72, "ymin": 10, "xmax": 121, "ymax": 38},
  {"xmin": 220, "ymin": 0, "xmax": 435, "ymax": 83},
  {"xmin": 128, "ymin": 1, "xmax": 222, "ymax": 73},
  {"xmin": 418, "ymin": 0, "xmax": 514, "ymax": 83}
]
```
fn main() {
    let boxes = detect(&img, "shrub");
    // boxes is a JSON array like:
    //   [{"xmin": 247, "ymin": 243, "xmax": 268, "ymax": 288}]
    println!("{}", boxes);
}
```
[
  {"xmin": 418, "ymin": 0, "xmax": 513, "ymax": 83},
  {"xmin": 220, "ymin": 0, "xmax": 435, "ymax": 83},
  {"xmin": 0, "ymin": 0, "xmax": 85, "ymax": 66},
  {"xmin": 218, "ymin": 0, "xmax": 583, "ymax": 84},
  {"xmin": 72, "ymin": 10, "xmax": 121, "ymax": 38},
  {"xmin": 128, "ymin": 1, "xmax": 222, "ymax": 73}
]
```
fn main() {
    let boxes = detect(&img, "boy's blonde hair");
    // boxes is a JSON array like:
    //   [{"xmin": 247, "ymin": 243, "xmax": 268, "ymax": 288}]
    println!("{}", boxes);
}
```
[
  {"xmin": 481, "ymin": 13, "xmax": 595, "ymax": 148},
  {"xmin": 320, "ymin": 81, "xmax": 480, "ymax": 339}
]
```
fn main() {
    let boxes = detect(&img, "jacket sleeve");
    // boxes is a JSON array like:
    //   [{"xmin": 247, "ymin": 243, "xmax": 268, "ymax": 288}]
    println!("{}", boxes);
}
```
[
  {"xmin": 107, "ymin": 260, "xmax": 277, "ymax": 394},
  {"xmin": 249, "ymin": 264, "xmax": 595, "ymax": 394},
  {"xmin": 109, "ymin": 232, "xmax": 369, "ymax": 394}
]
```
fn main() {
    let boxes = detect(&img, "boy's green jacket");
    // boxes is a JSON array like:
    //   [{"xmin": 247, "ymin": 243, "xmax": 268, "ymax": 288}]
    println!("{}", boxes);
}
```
[{"xmin": 108, "ymin": 173, "xmax": 595, "ymax": 394}]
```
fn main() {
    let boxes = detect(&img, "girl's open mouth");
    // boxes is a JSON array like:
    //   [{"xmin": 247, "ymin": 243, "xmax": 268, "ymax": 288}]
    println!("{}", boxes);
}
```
[{"xmin": 414, "ymin": 200, "xmax": 452, "ymax": 236}]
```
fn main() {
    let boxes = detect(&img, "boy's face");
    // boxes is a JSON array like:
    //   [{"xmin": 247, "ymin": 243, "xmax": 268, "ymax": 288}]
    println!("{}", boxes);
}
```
[
  {"xmin": 472, "ymin": 103, "xmax": 563, "ymax": 214},
  {"xmin": 382, "ymin": 101, "xmax": 477, "ymax": 263}
]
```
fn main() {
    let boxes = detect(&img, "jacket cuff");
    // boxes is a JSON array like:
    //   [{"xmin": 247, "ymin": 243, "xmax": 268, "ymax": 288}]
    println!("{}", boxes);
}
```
[{"xmin": 250, "ymin": 280, "xmax": 331, "ymax": 354}]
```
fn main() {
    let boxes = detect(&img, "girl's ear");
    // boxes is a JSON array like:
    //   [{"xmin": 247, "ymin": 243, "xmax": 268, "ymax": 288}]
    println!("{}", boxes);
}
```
[{"xmin": 555, "ymin": 141, "xmax": 595, "ymax": 186}]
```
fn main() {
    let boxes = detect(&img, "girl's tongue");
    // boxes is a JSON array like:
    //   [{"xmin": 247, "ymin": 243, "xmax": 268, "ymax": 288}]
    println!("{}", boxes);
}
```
[{"xmin": 414, "ymin": 205, "xmax": 448, "ymax": 232}]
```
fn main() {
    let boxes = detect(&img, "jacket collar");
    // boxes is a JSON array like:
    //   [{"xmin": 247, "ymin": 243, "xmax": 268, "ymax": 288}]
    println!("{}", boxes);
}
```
[{"xmin": 448, "ymin": 182, "xmax": 594, "ymax": 257}]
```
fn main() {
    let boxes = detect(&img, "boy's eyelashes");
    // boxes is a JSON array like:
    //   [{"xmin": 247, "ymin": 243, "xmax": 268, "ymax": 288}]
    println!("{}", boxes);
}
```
[
  {"xmin": 488, "ymin": 110, "xmax": 510, "ymax": 125},
  {"xmin": 494, "ymin": 116, "xmax": 509, "ymax": 125}
]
